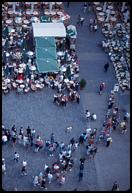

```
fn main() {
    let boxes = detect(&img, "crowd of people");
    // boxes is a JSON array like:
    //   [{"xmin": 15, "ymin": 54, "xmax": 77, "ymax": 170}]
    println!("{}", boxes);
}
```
[
  {"xmin": 2, "ymin": 121, "xmax": 99, "ymax": 190},
  {"xmin": 3, "ymin": 99, "xmax": 128, "ymax": 190},
  {"xmin": 97, "ymin": 86, "xmax": 129, "ymax": 148}
]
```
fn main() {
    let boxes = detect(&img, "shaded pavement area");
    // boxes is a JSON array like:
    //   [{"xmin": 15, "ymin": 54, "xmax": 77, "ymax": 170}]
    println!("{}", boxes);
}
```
[{"xmin": 2, "ymin": 2, "xmax": 130, "ymax": 191}]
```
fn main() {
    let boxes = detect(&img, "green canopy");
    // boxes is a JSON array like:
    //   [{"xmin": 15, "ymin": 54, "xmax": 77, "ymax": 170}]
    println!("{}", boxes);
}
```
[
  {"xmin": 36, "ymin": 58, "xmax": 59, "ymax": 73},
  {"xmin": 40, "ymin": 15, "xmax": 51, "ymax": 23},
  {"xmin": 67, "ymin": 29, "xmax": 76, "ymax": 37},
  {"xmin": 35, "ymin": 37, "xmax": 56, "ymax": 48},
  {"xmin": 35, "ymin": 36, "xmax": 59, "ymax": 73},
  {"xmin": 36, "ymin": 47, "xmax": 57, "ymax": 59}
]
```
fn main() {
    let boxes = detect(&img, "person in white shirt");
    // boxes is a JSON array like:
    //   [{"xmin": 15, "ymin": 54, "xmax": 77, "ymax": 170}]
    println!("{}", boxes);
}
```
[
  {"xmin": 85, "ymin": 110, "xmax": 91, "ymax": 121},
  {"xmin": 48, "ymin": 172, "xmax": 53, "ymax": 184},
  {"xmin": 91, "ymin": 113, "xmax": 97, "ymax": 120},
  {"xmin": 2, "ymin": 134, "xmax": 7, "ymax": 145},
  {"xmin": 2, "ymin": 158, "xmax": 6, "ymax": 175},
  {"xmin": 14, "ymin": 152, "xmax": 20, "ymax": 162}
]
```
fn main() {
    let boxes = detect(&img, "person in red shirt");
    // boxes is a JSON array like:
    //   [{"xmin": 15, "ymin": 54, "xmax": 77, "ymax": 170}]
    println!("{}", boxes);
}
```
[{"xmin": 17, "ymin": 73, "xmax": 24, "ymax": 80}]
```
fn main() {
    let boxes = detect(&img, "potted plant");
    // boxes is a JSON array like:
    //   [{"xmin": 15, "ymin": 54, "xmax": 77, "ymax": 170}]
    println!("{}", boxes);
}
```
[{"xmin": 79, "ymin": 78, "xmax": 86, "ymax": 90}]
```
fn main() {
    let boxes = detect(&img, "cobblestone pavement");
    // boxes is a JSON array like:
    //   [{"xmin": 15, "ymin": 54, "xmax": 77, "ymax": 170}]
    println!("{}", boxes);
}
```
[{"xmin": 2, "ymin": 2, "xmax": 130, "ymax": 191}]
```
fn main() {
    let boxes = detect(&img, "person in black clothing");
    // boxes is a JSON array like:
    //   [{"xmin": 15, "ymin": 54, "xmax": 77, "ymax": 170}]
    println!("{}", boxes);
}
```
[
  {"xmin": 80, "ymin": 157, "xmax": 85, "ymax": 164},
  {"xmin": 30, "ymin": 135, "xmax": 34, "ymax": 146},
  {"xmin": 51, "ymin": 133, "xmax": 55, "ymax": 144},
  {"xmin": 80, "ymin": 163, "xmax": 84, "ymax": 171},
  {"xmin": 77, "ymin": 14, "xmax": 81, "ymax": 25},
  {"xmin": 104, "ymin": 62, "xmax": 109, "ymax": 72},
  {"xmin": 12, "ymin": 134, "xmax": 17, "ymax": 146},
  {"xmin": 45, "ymin": 167, "xmax": 51, "ymax": 174},
  {"xmin": 70, "ymin": 138, "xmax": 75, "ymax": 146},
  {"xmin": 66, "ymin": 37, "xmax": 70, "ymax": 50},
  {"xmin": 5, "ymin": 129, "xmax": 11, "ymax": 141},
  {"xmin": 76, "ymin": 93, "xmax": 80, "ymax": 104},
  {"xmin": 80, "ymin": 17, "xmax": 84, "ymax": 26},
  {"xmin": 11, "ymin": 125, "xmax": 17, "ymax": 133},
  {"xmin": 26, "ymin": 126, "xmax": 31, "ymax": 139},
  {"xmin": 112, "ymin": 181, "xmax": 119, "ymax": 191},
  {"xmin": 79, "ymin": 135, "xmax": 84, "ymax": 144},
  {"xmin": 41, "ymin": 176, "xmax": 47, "ymax": 189},
  {"xmin": 78, "ymin": 171, "xmax": 83, "ymax": 181},
  {"xmin": 108, "ymin": 101, "xmax": 114, "ymax": 109}
]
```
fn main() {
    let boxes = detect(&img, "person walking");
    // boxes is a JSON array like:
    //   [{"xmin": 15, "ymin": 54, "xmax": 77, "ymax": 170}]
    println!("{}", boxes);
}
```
[
  {"xmin": 79, "ymin": 134, "xmax": 85, "ymax": 144},
  {"xmin": 59, "ymin": 175, "xmax": 65, "ymax": 185},
  {"xmin": 85, "ymin": 110, "xmax": 91, "ymax": 121},
  {"xmin": 80, "ymin": 157, "xmax": 85, "ymax": 165},
  {"xmin": 11, "ymin": 125, "xmax": 17, "ymax": 133},
  {"xmin": 80, "ymin": 163, "xmax": 84, "ymax": 171},
  {"xmin": 26, "ymin": 126, "xmax": 31, "ymax": 139},
  {"xmin": 106, "ymin": 136, "xmax": 112, "ymax": 147},
  {"xmin": 76, "ymin": 93, "xmax": 80, "ymax": 104},
  {"xmin": 93, "ymin": 19, "xmax": 97, "ymax": 31},
  {"xmin": 70, "ymin": 137, "xmax": 75, "ymax": 146},
  {"xmin": 112, "ymin": 181, "xmax": 120, "ymax": 191},
  {"xmin": 83, "ymin": 3, "xmax": 88, "ymax": 13},
  {"xmin": 80, "ymin": 17, "xmax": 85, "ymax": 26},
  {"xmin": 73, "ymin": 141, "xmax": 79, "ymax": 151},
  {"xmin": 77, "ymin": 14, "xmax": 81, "ymax": 25},
  {"xmin": 38, "ymin": 172, "xmax": 43, "ymax": 185},
  {"xmin": 47, "ymin": 172, "xmax": 53, "ymax": 184},
  {"xmin": 2, "ymin": 134, "xmax": 8, "ymax": 145},
  {"xmin": 6, "ymin": 129, "xmax": 11, "ymax": 142},
  {"xmin": 89, "ymin": 18, "xmax": 94, "ymax": 31},
  {"xmin": 99, "ymin": 82, "xmax": 105, "ymax": 95},
  {"xmin": 121, "ymin": 124, "xmax": 127, "ymax": 134},
  {"xmin": 31, "ymin": 128, "xmax": 36, "ymax": 138},
  {"xmin": 18, "ymin": 127, "xmax": 24, "ymax": 144},
  {"xmin": 2, "ymin": 158, "xmax": 6, "ymax": 175},
  {"xmin": 41, "ymin": 176, "xmax": 47, "ymax": 189},
  {"xmin": 104, "ymin": 62, "xmax": 109, "ymax": 72},
  {"xmin": 12, "ymin": 133, "xmax": 17, "ymax": 147},
  {"xmin": 51, "ymin": 133, "xmax": 55, "ymax": 144},
  {"xmin": 33, "ymin": 176, "xmax": 39, "ymax": 186},
  {"xmin": 108, "ymin": 100, "xmax": 114, "ymax": 110},
  {"xmin": 14, "ymin": 152, "xmax": 20, "ymax": 163},
  {"xmin": 78, "ymin": 170, "xmax": 83, "ymax": 182},
  {"xmin": 21, "ymin": 160, "xmax": 27, "ymax": 176}
]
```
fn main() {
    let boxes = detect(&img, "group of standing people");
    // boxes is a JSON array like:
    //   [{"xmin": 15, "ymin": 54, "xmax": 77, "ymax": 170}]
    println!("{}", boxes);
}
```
[{"xmin": 2, "ymin": 121, "xmax": 99, "ymax": 190}]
